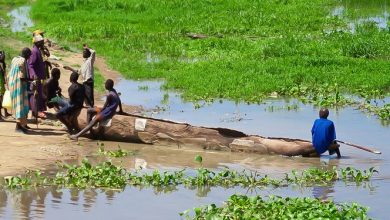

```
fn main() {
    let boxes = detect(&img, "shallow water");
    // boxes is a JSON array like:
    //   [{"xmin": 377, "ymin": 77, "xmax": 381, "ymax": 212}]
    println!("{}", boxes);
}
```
[
  {"xmin": 110, "ymin": 77, "xmax": 389, "ymax": 219},
  {"xmin": 0, "ymin": 144, "xmax": 388, "ymax": 219},
  {"xmin": 1, "ymin": 2, "xmax": 390, "ymax": 219},
  {"xmin": 7, "ymin": 6, "xmax": 33, "ymax": 33},
  {"xmin": 1, "ymin": 76, "xmax": 387, "ymax": 219},
  {"xmin": 333, "ymin": 0, "xmax": 390, "ymax": 32}
]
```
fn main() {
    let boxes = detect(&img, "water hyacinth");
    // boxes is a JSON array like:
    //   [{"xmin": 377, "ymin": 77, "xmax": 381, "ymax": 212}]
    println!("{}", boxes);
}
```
[
  {"xmin": 181, "ymin": 194, "xmax": 370, "ymax": 219},
  {"xmin": 3, "ymin": 158, "xmax": 378, "ymax": 189}
]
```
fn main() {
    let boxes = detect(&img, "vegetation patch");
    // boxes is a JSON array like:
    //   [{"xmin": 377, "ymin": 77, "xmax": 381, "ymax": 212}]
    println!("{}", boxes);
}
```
[
  {"xmin": 3, "ymin": 157, "xmax": 378, "ymax": 189},
  {"xmin": 25, "ymin": 0, "xmax": 389, "ymax": 120},
  {"xmin": 1, "ymin": 1, "xmax": 389, "ymax": 121},
  {"xmin": 180, "ymin": 194, "xmax": 370, "ymax": 219},
  {"xmin": 98, "ymin": 145, "xmax": 136, "ymax": 158}
]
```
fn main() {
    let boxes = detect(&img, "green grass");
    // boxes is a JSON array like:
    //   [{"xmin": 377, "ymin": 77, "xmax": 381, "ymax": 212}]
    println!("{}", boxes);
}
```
[
  {"xmin": 182, "ymin": 194, "xmax": 370, "ymax": 219},
  {"xmin": 1, "ymin": 0, "xmax": 389, "ymax": 121},
  {"xmin": 27, "ymin": 0, "xmax": 390, "ymax": 105},
  {"xmin": 4, "ymin": 155, "xmax": 378, "ymax": 189},
  {"xmin": 94, "ymin": 68, "xmax": 105, "ymax": 92}
]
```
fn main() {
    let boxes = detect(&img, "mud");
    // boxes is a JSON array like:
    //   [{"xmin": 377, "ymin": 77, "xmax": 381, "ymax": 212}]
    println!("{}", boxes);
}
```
[{"xmin": 0, "ymin": 35, "xmax": 140, "ymax": 176}]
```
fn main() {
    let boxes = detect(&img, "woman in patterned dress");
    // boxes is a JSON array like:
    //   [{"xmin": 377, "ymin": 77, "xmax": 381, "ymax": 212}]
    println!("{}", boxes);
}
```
[{"xmin": 8, "ymin": 48, "xmax": 32, "ymax": 133}]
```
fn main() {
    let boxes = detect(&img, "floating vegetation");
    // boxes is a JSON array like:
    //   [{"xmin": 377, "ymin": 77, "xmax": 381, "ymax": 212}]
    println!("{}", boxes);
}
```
[
  {"xmin": 265, "ymin": 103, "xmax": 300, "ymax": 112},
  {"xmin": 28, "ymin": 0, "xmax": 389, "ymax": 119},
  {"xmin": 96, "ymin": 142, "xmax": 136, "ymax": 158},
  {"xmin": 360, "ymin": 103, "xmax": 390, "ymax": 121},
  {"xmin": 180, "ymin": 194, "xmax": 370, "ymax": 219},
  {"xmin": 286, "ymin": 166, "xmax": 378, "ymax": 185},
  {"xmin": 3, "ymin": 159, "xmax": 378, "ymax": 190},
  {"xmin": 138, "ymin": 85, "xmax": 149, "ymax": 91},
  {"xmin": 98, "ymin": 146, "xmax": 135, "ymax": 158}
]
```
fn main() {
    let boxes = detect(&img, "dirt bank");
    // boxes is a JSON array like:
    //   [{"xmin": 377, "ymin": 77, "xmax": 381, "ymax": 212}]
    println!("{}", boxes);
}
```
[{"xmin": 0, "ymin": 37, "xmax": 139, "ymax": 176}]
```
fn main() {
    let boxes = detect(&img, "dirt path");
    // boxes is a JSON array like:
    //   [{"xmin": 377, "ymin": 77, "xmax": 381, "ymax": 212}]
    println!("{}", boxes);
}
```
[{"xmin": 0, "ymin": 37, "xmax": 138, "ymax": 176}]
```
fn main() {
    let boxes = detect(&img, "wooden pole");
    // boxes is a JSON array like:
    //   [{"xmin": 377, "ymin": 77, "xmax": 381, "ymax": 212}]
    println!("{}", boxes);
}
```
[{"xmin": 336, "ymin": 140, "xmax": 382, "ymax": 154}]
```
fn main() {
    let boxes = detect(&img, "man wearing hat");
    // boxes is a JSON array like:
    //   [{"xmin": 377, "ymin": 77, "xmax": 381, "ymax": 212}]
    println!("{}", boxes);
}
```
[
  {"xmin": 32, "ymin": 30, "xmax": 52, "ymax": 79},
  {"xmin": 28, "ymin": 34, "xmax": 47, "ymax": 118}
]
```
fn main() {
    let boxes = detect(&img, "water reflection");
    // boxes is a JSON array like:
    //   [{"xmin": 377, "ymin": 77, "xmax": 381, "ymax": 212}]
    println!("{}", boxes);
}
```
[
  {"xmin": 0, "ymin": 187, "xmax": 124, "ymax": 219},
  {"xmin": 311, "ymin": 161, "xmax": 338, "ymax": 201},
  {"xmin": 0, "ymin": 179, "xmax": 385, "ymax": 219},
  {"xmin": 333, "ymin": 0, "xmax": 390, "ymax": 32}
]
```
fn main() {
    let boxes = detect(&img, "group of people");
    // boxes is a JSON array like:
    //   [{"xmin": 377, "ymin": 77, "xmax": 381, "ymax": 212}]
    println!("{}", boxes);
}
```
[
  {"xmin": 0, "ymin": 30, "xmax": 123, "ymax": 141},
  {"xmin": 1, "ymin": 31, "xmax": 341, "ymax": 157}
]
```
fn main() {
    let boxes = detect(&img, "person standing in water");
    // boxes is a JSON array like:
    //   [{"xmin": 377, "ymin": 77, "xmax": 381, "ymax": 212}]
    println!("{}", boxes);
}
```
[{"xmin": 311, "ymin": 108, "xmax": 341, "ymax": 158}]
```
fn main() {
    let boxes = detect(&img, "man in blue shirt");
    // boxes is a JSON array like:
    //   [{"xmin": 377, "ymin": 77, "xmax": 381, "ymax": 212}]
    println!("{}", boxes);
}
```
[{"xmin": 311, "ymin": 108, "xmax": 341, "ymax": 158}]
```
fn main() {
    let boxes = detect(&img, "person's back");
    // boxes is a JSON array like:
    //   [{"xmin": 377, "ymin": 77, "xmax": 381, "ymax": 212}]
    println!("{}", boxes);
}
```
[
  {"xmin": 101, "ymin": 89, "xmax": 120, "ymax": 120},
  {"xmin": 46, "ymin": 78, "xmax": 58, "ymax": 99},
  {"xmin": 69, "ymin": 79, "xmax": 122, "ymax": 141},
  {"xmin": 311, "ymin": 108, "xmax": 340, "ymax": 157},
  {"xmin": 56, "ymin": 72, "xmax": 84, "ymax": 133},
  {"xmin": 311, "ymin": 118, "xmax": 336, "ymax": 154},
  {"xmin": 68, "ymin": 81, "xmax": 84, "ymax": 109}
]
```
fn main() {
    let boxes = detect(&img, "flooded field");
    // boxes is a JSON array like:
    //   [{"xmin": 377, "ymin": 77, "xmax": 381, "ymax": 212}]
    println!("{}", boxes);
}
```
[
  {"xmin": 0, "ymin": 74, "xmax": 388, "ymax": 218},
  {"xmin": 0, "ymin": 134, "xmax": 388, "ymax": 219},
  {"xmin": 0, "ymin": 0, "xmax": 389, "ymax": 219}
]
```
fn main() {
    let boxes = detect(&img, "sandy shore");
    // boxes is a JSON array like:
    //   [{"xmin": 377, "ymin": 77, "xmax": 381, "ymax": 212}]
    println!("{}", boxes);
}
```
[{"xmin": 0, "ymin": 38, "xmax": 136, "ymax": 176}]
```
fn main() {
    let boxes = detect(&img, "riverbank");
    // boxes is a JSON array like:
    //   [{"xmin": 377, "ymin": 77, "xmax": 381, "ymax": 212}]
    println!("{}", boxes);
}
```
[{"xmin": 0, "ymin": 33, "xmax": 144, "ymax": 176}]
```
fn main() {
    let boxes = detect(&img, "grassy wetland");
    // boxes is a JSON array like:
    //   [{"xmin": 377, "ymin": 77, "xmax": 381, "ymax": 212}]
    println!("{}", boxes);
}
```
[
  {"xmin": 3, "ymin": 155, "xmax": 377, "ymax": 218},
  {"xmin": 0, "ymin": 0, "xmax": 389, "ymax": 219},
  {"xmin": 27, "ymin": 0, "xmax": 390, "ymax": 120}
]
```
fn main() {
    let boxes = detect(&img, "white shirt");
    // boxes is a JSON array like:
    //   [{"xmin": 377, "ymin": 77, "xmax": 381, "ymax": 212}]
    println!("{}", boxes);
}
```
[{"xmin": 78, "ymin": 49, "xmax": 95, "ymax": 82}]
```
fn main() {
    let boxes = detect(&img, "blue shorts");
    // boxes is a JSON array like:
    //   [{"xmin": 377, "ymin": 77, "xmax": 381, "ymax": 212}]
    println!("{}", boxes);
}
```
[{"xmin": 56, "ymin": 104, "xmax": 81, "ymax": 117}]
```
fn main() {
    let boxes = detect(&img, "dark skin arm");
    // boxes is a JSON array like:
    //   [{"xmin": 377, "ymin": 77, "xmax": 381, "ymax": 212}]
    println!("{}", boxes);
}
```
[
  {"xmin": 102, "ymin": 94, "xmax": 110, "ymax": 109},
  {"xmin": 103, "ymin": 91, "xmax": 123, "ymax": 114},
  {"xmin": 0, "ymin": 51, "xmax": 6, "ymax": 86},
  {"xmin": 63, "ymin": 66, "xmax": 78, "ymax": 73},
  {"xmin": 0, "ymin": 61, "xmax": 5, "ymax": 86},
  {"xmin": 116, "ymin": 91, "xmax": 123, "ymax": 114}
]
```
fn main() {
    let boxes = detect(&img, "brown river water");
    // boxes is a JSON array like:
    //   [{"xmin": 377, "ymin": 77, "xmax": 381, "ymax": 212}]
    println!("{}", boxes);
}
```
[{"xmin": 1, "ymin": 1, "xmax": 389, "ymax": 219}]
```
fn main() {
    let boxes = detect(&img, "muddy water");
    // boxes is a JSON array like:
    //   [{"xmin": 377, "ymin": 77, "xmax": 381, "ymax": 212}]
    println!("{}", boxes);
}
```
[
  {"xmin": 1, "ymin": 76, "xmax": 388, "ymax": 218},
  {"xmin": 0, "ymin": 140, "xmax": 388, "ymax": 219},
  {"xmin": 1, "ymin": 2, "xmax": 389, "ymax": 220}
]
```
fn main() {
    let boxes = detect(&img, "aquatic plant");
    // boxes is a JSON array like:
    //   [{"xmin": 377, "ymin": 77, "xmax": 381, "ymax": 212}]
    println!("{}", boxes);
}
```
[
  {"xmin": 359, "ymin": 102, "xmax": 390, "ymax": 121},
  {"xmin": 2, "ymin": 159, "xmax": 378, "ymax": 190},
  {"xmin": 265, "ymin": 103, "xmax": 300, "ymax": 112},
  {"xmin": 138, "ymin": 85, "xmax": 149, "ymax": 91},
  {"xmin": 285, "ymin": 166, "xmax": 377, "ymax": 186},
  {"xmin": 27, "ymin": 0, "xmax": 389, "ymax": 110},
  {"xmin": 340, "ymin": 167, "xmax": 378, "ymax": 183},
  {"xmin": 180, "ymin": 194, "xmax": 370, "ymax": 219},
  {"xmin": 194, "ymin": 155, "xmax": 202, "ymax": 164},
  {"xmin": 98, "ymin": 146, "xmax": 135, "ymax": 158},
  {"xmin": 53, "ymin": 159, "xmax": 128, "ymax": 189},
  {"xmin": 1, "ymin": 0, "xmax": 388, "ymax": 121}
]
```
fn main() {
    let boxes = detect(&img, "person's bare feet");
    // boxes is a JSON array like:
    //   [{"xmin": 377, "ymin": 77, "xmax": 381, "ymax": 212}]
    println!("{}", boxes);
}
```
[
  {"xmin": 37, "ymin": 112, "xmax": 47, "ymax": 119},
  {"xmin": 69, "ymin": 135, "xmax": 78, "ymax": 141}
]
